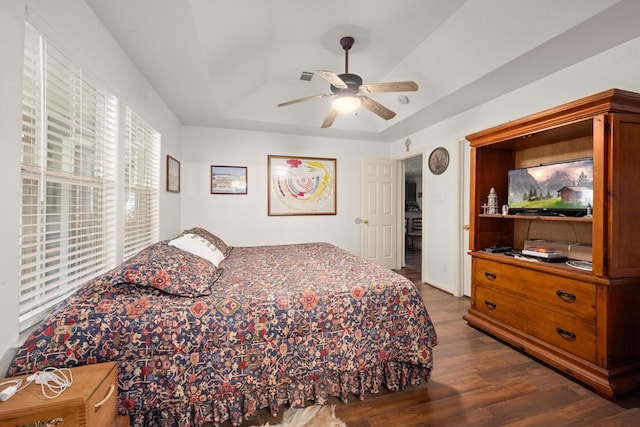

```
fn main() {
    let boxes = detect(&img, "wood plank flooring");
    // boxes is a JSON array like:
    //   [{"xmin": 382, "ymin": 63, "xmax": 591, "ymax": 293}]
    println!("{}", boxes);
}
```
[{"xmin": 226, "ymin": 249, "xmax": 640, "ymax": 426}]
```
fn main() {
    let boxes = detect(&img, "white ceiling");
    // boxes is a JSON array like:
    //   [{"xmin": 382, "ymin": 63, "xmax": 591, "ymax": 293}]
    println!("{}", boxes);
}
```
[{"xmin": 85, "ymin": 0, "xmax": 640, "ymax": 142}]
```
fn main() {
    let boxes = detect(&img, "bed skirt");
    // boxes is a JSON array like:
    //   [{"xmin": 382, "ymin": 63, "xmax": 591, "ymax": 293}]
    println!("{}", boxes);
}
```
[{"xmin": 134, "ymin": 360, "xmax": 433, "ymax": 426}]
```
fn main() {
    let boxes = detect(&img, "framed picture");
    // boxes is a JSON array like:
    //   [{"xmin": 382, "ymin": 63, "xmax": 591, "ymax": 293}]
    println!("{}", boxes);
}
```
[
  {"xmin": 211, "ymin": 165, "xmax": 248, "ymax": 194},
  {"xmin": 166, "ymin": 155, "xmax": 180, "ymax": 193},
  {"xmin": 268, "ymin": 155, "xmax": 336, "ymax": 216}
]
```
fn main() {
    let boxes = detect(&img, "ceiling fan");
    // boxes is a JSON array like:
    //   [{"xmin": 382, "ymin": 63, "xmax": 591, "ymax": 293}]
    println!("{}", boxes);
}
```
[{"xmin": 277, "ymin": 36, "xmax": 419, "ymax": 128}]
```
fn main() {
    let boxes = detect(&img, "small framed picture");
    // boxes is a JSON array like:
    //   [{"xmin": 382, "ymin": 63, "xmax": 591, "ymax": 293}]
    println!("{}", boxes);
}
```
[
  {"xmin": 166, "ymin": 155, "xmax": 180, "ymax": 193},
  {"xmin": 211, "ymin": 165, "xmax": 248, "ymax": 194}
]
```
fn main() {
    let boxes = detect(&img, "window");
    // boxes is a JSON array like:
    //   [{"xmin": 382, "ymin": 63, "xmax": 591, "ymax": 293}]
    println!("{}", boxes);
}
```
[
  {"xmin": 20, "ymin": 23, "xmax": 118, "ymax": 330},
  {"xmin": 123, "ymin": 108, "xmax": 160, "ymax": 260}
]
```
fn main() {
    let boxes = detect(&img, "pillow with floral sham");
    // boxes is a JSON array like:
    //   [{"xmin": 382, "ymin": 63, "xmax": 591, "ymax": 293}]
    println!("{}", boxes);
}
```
[
  {"xmin": 180, "ymin": 227, "xmax": 232, "ymax": 257},
  {"xmin": 123, "ymin": 240, "xmax": 169, "ymax": 262},
  {"xmin": 111, "ymin": 242, "xmax": 222, "ymax": 297}
]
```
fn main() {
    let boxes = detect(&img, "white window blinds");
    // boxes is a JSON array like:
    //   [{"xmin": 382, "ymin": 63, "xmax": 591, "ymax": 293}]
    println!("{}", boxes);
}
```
[
  {"xmin": 124, "ymin": 108, "xmax": 160, "ymax": 260},
  {"xmin": 20, "ymin": 23, "xmax": 118, "ymax": 331}
]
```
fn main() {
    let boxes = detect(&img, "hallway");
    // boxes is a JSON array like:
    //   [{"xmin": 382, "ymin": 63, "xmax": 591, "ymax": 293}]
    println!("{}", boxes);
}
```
[{"xmin": 398, "ymin": 247, "xmax": 421, "ymax": 282}]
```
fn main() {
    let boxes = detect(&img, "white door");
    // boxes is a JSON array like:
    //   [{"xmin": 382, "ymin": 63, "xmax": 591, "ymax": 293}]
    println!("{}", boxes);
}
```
[
  {"xmin": 361, "ymin": 157, "xmax": 397, "ymax": 269},
  {"xmin": 461, "ymin": 140, "xmax": 472, "ymax": 296}
]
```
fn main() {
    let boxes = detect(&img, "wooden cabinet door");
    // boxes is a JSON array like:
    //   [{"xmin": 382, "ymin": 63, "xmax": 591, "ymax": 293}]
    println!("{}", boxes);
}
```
[{"xmin": 606, "ymin": 113, "xmax": 640, "ymax": 277}]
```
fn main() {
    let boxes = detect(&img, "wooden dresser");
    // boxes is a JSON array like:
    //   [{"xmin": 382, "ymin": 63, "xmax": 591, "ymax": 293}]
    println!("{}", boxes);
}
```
[
  {"xmin": 464, "ymin": 89, "xmax": 640, "ymax": 398},
  {"xmin": 0, "ymin": 362, "xmax": 128, "ymax": 426}
]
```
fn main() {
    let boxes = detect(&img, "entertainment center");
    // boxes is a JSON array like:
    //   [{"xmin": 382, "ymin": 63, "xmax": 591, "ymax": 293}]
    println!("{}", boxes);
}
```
[{"xmin": 463, "ymin": 89, "xmax": 640, "ymax": 398}]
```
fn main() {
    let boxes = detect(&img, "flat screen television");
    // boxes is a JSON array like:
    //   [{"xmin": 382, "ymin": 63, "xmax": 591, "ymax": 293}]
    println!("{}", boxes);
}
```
[{"xmin": 507, "ymin": 158, "xmax": 593, "ymax": 216}]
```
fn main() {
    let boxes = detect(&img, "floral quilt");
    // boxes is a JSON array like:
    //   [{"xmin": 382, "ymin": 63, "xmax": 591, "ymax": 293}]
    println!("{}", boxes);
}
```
[{"xmin": 8, "ymin": 241, "xmax": 438, "ymax": 426}]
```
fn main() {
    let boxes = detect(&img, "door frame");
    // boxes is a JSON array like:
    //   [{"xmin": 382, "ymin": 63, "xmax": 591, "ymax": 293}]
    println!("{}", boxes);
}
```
[
  {"xmin": 395, "ymin": 151, "xmax": 425, "ymax": 271},
  {"xmin": 457, "ymin": 137, "xmax": 471, "ymax": 297}
]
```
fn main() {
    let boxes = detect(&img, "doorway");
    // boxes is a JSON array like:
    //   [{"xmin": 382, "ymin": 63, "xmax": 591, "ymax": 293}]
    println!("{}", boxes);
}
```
[{"xmin": 403, "ymin": 155, "xmax": 422, "ymax": 276}]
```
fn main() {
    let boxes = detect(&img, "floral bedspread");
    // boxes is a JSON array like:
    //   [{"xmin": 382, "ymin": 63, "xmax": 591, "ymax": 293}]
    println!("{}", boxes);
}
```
[{"xmin": 8, "ymin": 242, "xmax": 438, "ymax": 426}]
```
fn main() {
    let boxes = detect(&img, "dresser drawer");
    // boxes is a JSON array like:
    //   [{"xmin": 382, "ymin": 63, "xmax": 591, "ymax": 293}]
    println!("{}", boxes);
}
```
[
  {"xmin": 475, "ymin": 285, "xmax": 596, "ymax": 362},
  {"xmin": 87, "ymin": 363, "xmax": 119, "ymax": 427},
  {"xmin": 474, "ymin": 258, "xmax": 596, "ymax": 322}
]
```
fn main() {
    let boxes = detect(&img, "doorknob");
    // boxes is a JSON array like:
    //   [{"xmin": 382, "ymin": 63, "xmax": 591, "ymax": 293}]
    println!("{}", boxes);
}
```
[
  {"xmin": 363, "ymin": 219, "xmax": 369, "ymax": 224},
  {"xmin": 463, "ymin": 224, "xmax": 470, "ymax": 230}
]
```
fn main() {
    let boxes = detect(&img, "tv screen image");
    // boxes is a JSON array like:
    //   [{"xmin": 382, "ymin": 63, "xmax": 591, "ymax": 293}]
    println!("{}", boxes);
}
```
[{"xmin": 507, "ymin": 158, "xmax": 593, "ymax": 214}]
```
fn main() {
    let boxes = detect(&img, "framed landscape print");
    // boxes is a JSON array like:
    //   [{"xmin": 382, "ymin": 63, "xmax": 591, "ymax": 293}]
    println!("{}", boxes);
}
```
[
  {"xmin": 166, "ymin": 155, "xmax": 180, "ymax": 193},
  {"xmin": 211, "ymin": 165, "xmax": 247, "ymax": 194},
  {"xmin": 268, "ymin": 155, "xmax": 336, "ymax": 216}
]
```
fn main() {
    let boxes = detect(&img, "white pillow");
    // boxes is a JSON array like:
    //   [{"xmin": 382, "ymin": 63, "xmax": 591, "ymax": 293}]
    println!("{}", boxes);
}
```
[{"xmin": 168, "ymin": 233, "xmax": 225, "ymax": 267}]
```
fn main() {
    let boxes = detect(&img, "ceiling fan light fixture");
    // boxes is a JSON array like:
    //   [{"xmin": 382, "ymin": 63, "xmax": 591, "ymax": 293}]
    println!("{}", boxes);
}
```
[
  {"xmin": 277, "ymin": 36, "xmax": 418, "ymax": 128},
  {"xmin": 332, "ymin": 95, "xmax": 362, "ymax": 113}
]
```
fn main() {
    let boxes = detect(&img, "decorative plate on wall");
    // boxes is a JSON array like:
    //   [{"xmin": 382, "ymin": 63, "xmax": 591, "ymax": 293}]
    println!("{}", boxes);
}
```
[{"xmin": 428, "ymin": 147, "xmax": 449, "ymax": 175}]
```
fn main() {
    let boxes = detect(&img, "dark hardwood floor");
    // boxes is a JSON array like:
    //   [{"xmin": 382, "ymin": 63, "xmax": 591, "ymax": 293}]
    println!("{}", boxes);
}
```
[{"xmin": 228, "ymin": 248, "xmax": 640, "ymax": 426}]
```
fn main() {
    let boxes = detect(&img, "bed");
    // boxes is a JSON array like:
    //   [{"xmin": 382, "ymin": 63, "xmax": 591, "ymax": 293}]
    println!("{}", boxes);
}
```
[{"xmin": 7, "ymin": 228, "xmax": 438, "ymax": 426}]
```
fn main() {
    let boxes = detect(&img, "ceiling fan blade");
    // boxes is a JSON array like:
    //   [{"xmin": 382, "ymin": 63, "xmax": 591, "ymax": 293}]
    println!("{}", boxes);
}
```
[
  {"xmin": 316, "ymin": 70, "xmax": 348, "ymax": 89},
  {"xmin": 277, "ymin": 92, "xmax": 332, "ymax": 107},
  {"xmin": 361, "ymin": 96, "xmax": 396, "ymax": 120},
  {"xmin": 321, "ymin": 107, "xmax": 339, "ymax": 128},
  {"xmin": 360, "ymin": 81, "xmax": 419, "ymax": 93}
]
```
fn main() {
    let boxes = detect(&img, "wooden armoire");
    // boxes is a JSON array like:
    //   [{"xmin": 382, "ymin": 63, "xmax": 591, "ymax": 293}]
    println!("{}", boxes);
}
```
[{"xmin": 464, "ymin": 89, "xmax": 640, "ymax": 398}]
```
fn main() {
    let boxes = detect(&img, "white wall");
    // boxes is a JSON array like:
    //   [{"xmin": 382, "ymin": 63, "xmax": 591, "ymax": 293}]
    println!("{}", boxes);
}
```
[
  {"xmin": 181, "ymin": 127, "xmax": 391, "ymax": 255},
  {"xmin": 0, "ymin": 0, "xmax": 28, "ymax": 378},
  {"xmin": 391, "ymin": 34, "xmax": 640, "ymax": 295},
  {"xmin": 0, "ymin": 0, "xmax": 182, "ymax": 373}
]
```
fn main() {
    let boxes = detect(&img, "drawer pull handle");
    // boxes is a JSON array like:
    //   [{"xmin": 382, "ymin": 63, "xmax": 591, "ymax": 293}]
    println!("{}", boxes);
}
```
[
  {"xmin": 556, "ymin": 327, "xmax": 576, "ymax": 340},
  {"xmin": 95, "ymin": 383, "xmax": 115, "ymax": 408},
  {"xmin": 555, "ymin": 290, "xmax": 576, "ymax": 302},
  {"xmin": 484, "ymin": 272, "xmax": 497, "ymax": 281},
  {"xmin": 484, "ymin": 300, "xmax": 497, "ymax": 310}
]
